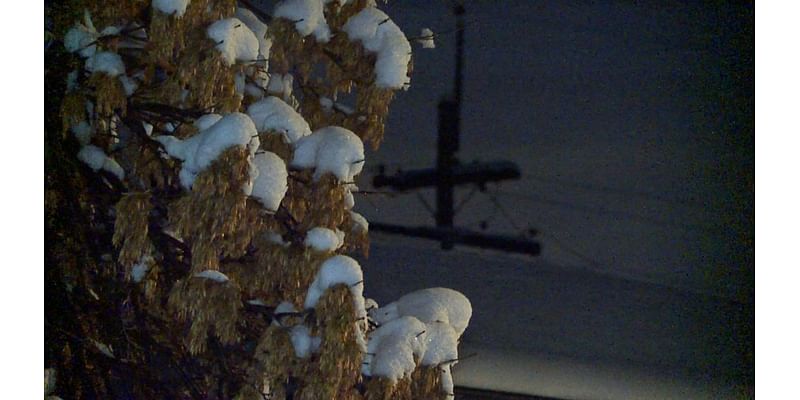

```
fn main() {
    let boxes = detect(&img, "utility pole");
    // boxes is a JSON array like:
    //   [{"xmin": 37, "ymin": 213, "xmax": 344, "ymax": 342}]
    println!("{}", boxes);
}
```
[{"xmin": 372, "ymin": 2, "xmax": 540, "ymax": 256}]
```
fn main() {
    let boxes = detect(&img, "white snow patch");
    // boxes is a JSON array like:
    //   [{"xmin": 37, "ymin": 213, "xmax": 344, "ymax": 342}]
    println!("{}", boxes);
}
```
[
  {"xmin": 77, "ymin": 145, "xmax": 125, "ymax": 180},
  {"xmin": 350, "ymin": 211, "xmax": 368, "ymax": 233},
  {"xmin": 142, "ymin": 122, "xmax": 153, "ymax": 136},
  {"xmin": 272, "ymin": 301, "xmax": 298, "ymax": 327},
  {"xmin": 71, "ymin": 121, "xmax": 93, "ymax": 145},
  {"xmin": 251, "ymin": 151, "xmax": 288, "ymax": 211},
  {"xmin": 64, "ymin": 24, "xmax": 97, "ymax": 58},
  {"xmin": 247, "ymin": 298, "xmax": 267, "ymax": 306},
  {"xmin": 291, "ymin": 126, "xmax": 365, "ymax": 182},
  {"xmin": 246, "ymin": 96, "xmax": 311, "ymax": 143},
  {"xmin": 418, "ymin": 28, "xmax": 435, "ymax": 49},
  {"xmin": 419, "ymin": 321, "xmax": 458, "ymax": 366},
  {"xmin": 441, "ymin": 365, "xmax": 454, "ymax": 396},
  {"xmin": 193, "ymin": 113, "xmax": 223, "ymax": 131},
  {"xmin": 235, "ymin": 7, "xmax": 272, "ymax": 60},
  {"xmin": 266, "ymin": 232, "xmax": 290, "ymax": 247},
  {"xmin": 194, "ymin": 270, "xmax": 230, "ymax": 283},
  {"xmin": 152, "ymin": 0, "xmax": 191, "ymax": 17},
  {"xmin": 304, "ymin": 227, "xmax": 345, "ymax": 252},
  {"xmin": 362, "ymin": 316, "xmax": 428, "ymax": 381},
  {"xmin": 273, "ymin": 0, "xmax": 331, "ymax": 42},
  {"xmin": 369, "ymin": 287, "xmax": 472, "ymax": 337},
  {"xmin": 207, "ymin": 18, "xmax": 260, "ymax": 65},
  {"xmin": 85, "ymin": 51, "xmax": 126, "ymax": 77},
  {"xmin": 119, "ymin": 75, "xmax": 139, "ymax": 96},
  {"xmin": 66, "ymin": 70, "xmax": 79, "ymax": 91},
  {"xmin": 266, "ymin": 73, "xmax": 294, "ymax": 101},
  {"xmin": 304, "ymin": 255, "xmax": 364, "ymax": 310},
  {"xmin": 290, "ymin": 324, "xmax": 321, "ymax": 358},
  {"xmin": 342, "ymin": 7, "xmax": 412, "ymax": 89},
  {"xmin": 131, "ymin": 254, "xmax": 155, "ymax": 283},
  {"xmin": 154, "ymin": 113, "xmax": 259, "ymax": 189}
]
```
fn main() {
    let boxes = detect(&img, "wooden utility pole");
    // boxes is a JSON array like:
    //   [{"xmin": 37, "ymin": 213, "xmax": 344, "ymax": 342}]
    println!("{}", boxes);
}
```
[{"xmin": 372, "ymin": 3, "xmax": 540, "ymax": 256}]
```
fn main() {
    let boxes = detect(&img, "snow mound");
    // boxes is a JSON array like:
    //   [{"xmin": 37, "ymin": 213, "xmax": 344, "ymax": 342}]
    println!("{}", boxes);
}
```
[
  {"xmin": 207, "ymin": 18, "xmax": 259, "ymax": 65},
  {"xmin": 342, "ymin": 7, "xmax": 412, "ymax": 89},
  {"xmin": 85, "ymin": 52, "xmax": 126, "ymax": 77},
  {"xmin": 273, "ymin": 0, "xmax": 331, "ymax": 43},
  {"xmin": 369, "ymin": 287, "xmax": 472, "ymax": 337},
  {"xmin": 291, "ymin": 126, "xmax": 365, "ymax": 182},
  {"xmin": 251, "ymin": 151, "xmax": 288, "ymax": 211},
  {"xmin": 154, "ymin": 113, "xmax": 259, "ymax": 189},
  {"xmin": 77, "ymin": 145, "xmax": 125, "ymax": 180},
  {"xmin": 362, "ymin": 316, "xmax": 428, "ymax": 381},
  {"xmin": 152, "ymin": 0, "xmax": 191, "ymax": 17},
  {"xmin": 304, "ymin": 227, "xmax": 345, "ymax": 252},
  {"xmin": 246, "ymin": 96, "xmax": 311, "ymax": 143}
]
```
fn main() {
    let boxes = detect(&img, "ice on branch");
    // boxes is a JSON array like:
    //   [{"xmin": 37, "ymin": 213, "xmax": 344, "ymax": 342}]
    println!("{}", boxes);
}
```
[
  {"xmin": 369, "ymin": 288, "xmax": 472, "ymax": 337},
  {"xmin": 304, "ymin": 227, "xmax": 345, "ymax": 252},
  {"xmin": 85, "ymin": 51, "xmax": 126, "ymax": 77},
  {"xmin": 152, "ymin": 0, "xmax": 191, "ymax": 17},
  {"xmin": 154, "ymin": 113, "xmax": 259, "ymax": 189},
  {"xmin": 246, "ymin": 96, "xmax": 311, "ymax": 143},
  {"xmin": 362, "ymin": 316, "xmax": 428, "ymax": 381},
  {"xmin": 77, "ymin": 145, "xmax": 125, "ymax": 180},
  {"xmin": 206, "ymin": 18, "xmax": 259, "ymax": 65},
  {"xmin": 273, "ymin": 0, "xmax": 331, "ymax": 43},
  {"xmin": 251, "ymin": 151, "xmax": 288, "ymax": 211},
  {"xmin": 291, "ymin": 127, "xmax": 365, "ymax": 182},
  {"xmin": 342, "ymin": 7, "xmax": 412, "ymax": 89}
]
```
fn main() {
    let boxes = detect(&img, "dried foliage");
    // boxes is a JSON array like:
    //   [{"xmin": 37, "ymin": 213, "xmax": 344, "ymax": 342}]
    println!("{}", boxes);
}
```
[{"xmin": 45, "ymin": 0, "xmax": 433, "ymax": 398}]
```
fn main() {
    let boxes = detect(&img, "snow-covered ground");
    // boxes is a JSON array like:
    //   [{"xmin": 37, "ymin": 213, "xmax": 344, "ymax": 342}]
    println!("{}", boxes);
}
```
[{"xmin": 359, "ymin": 235, "xmax": 753, "ymax": 399}]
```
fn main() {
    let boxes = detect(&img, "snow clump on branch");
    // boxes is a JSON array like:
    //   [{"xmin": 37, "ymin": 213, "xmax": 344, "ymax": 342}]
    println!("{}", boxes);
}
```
[
  {"xmin": 154, "ymin": 113, "xmax": 259, "ymax": 189},
  {"xmin": 343, "ymin": 7, "xmax": 412, "ymax": 89},
  {"xmin": 207, "ymin": 18, "xmax": 260, "ymax": 65},
  {"xmin": 246, "ymin": 96, "xmax": 311, "ymax": 143},
  {"xmin": 152, "ymin": 0, "xmax": 191, "ymax": 17},
  {"xmin": 273, "ymin": 0, "xmax": 331, "ymax": 43},
  {"xmin": 291, "ymin": 126, "xmax": 365, "ymax": 182}
]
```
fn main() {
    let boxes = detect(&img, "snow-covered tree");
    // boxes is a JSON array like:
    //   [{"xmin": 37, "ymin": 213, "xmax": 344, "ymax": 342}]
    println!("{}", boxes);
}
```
[{"xmin": 45, "ymin": 0, "xmax": 469, "ymax": 398}]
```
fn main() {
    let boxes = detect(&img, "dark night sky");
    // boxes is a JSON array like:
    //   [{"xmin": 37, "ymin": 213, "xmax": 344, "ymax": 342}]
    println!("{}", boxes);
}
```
[{"xmin": 357, "ymin": 0, "xmax": 754, "ymax": 303}]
